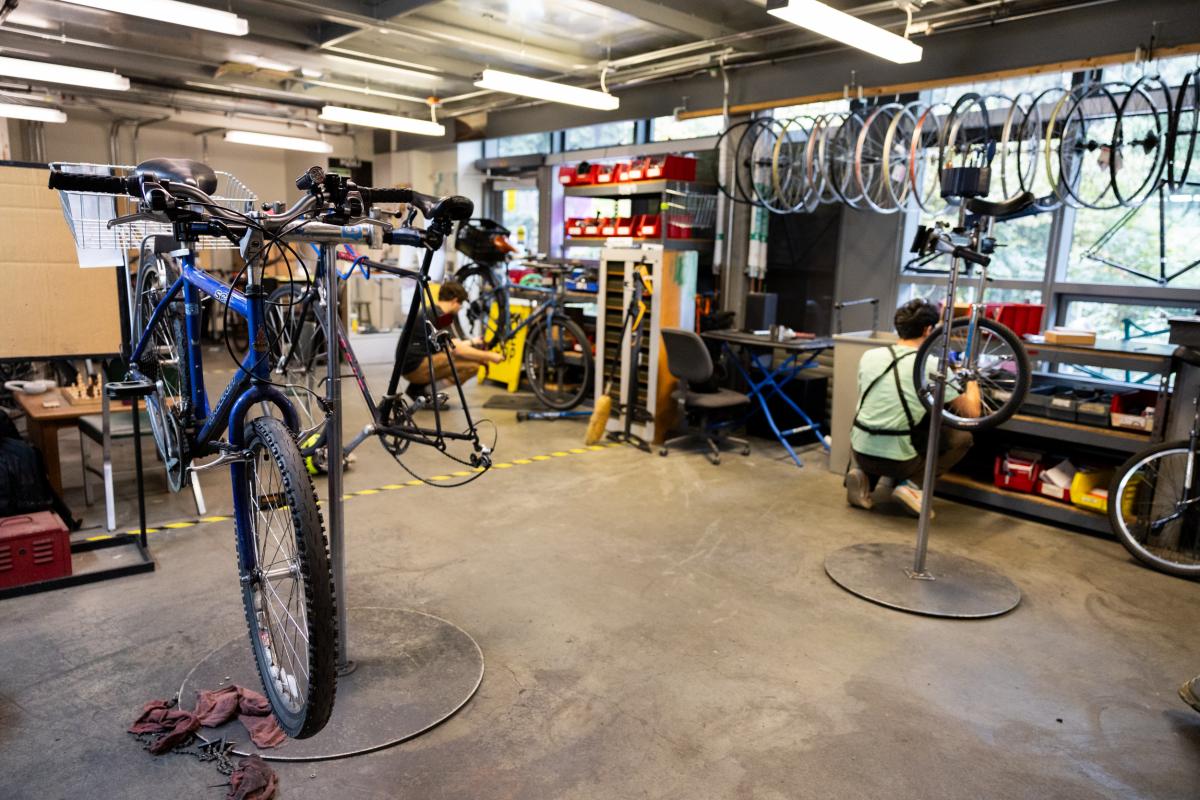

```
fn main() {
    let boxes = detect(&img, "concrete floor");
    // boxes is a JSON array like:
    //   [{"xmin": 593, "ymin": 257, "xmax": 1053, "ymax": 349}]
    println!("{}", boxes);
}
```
[{"xmin": 2, "ymin": 359, "xmax": 1199, "ymax": 799}]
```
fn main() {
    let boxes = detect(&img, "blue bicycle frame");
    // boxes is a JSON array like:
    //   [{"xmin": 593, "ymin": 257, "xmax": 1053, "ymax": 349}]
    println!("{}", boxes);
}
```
[{"xmin": 130, "ymin": 250, "xmax": 300, "ymax": 575}]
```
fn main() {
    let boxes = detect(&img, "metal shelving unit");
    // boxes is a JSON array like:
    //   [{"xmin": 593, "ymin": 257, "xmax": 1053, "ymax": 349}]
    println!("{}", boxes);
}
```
[{"xmin": 561, "ymin": 179, "xmax": 716, "ymax": 254}]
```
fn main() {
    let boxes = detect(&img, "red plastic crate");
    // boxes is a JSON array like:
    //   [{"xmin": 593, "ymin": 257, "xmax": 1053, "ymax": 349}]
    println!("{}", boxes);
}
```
[
  {"xmin": 636, "ymin": 214, "xmax": 661, "ymax": 237},
  {"xmin": 0, "ymin": 511, "xmax": 71, "ymax": 589},
  {"xmin": 581, "ymin": 218, "xmax": 603, "ymax": 237},
  {"xmin": 626, "ymin": 158, "xmax": 651, "ymax": 182},
  {"xmin": 613, "ymin": 217, "xmax": 633, "ymax": 237},
  {"xmin": 594, "ymin": 163, "xmax": 623, "ymax": 184},
  {"xmin": 994, "ymin": 451, "xmax": 1042, "ymax": 493},
  {"xmin": 645, "ymin": 154, "xmax": 698, "ymax": 182},
  {"xmin": 985, "ymin": 303, "xmax": 1045, "ymax": 338},
  {"xmin": 565, "ymin": 217, "xmax": 585, "ymax": 237},
  {"xmin": 557, "ymin": 165, "xmax": 578, "ymax": 186}
]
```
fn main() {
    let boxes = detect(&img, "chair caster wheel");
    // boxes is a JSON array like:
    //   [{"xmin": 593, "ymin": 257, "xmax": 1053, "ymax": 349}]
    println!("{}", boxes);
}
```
[
  {"xmin": 711, "ymin": 457, "xmax": 721, "ymax": 465},
  {"xmin": 658, "ymin": 448, "xmax": 668, "ymax": 457},
  {"xmin": 742, "ymin": 445, "xmax": 751, "ymax": 456}
]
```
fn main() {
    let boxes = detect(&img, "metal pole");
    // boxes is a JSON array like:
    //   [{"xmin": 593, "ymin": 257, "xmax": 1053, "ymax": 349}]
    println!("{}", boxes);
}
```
[
  {"xmin": 323, "ymin": 245, "xmax": 351, "ymax": 673},
  {"xmin": 910, "ymin": 204, "xmax": 968, "ymax": 578}
]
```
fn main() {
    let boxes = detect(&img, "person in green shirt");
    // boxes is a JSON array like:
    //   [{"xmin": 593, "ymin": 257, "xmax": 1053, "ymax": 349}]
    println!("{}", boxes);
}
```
[{"xmin": 846, "ymin": 299, "xmax": 981, "ymax": 516}]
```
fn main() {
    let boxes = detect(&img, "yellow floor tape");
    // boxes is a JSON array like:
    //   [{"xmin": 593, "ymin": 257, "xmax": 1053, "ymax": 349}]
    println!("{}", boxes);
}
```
[{"xmin": 84, "ymin": 441, "xmax": 625, "ymax": 543}]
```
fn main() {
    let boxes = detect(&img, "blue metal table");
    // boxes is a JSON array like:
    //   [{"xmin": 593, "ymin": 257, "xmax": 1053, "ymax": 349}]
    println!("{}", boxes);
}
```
[{"xmin": 701, "ymin": 329, "xmax": 834, "ymax": 467}]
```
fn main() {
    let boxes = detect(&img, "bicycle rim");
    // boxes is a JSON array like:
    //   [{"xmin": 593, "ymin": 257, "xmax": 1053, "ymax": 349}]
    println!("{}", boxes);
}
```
[
  {"xmin": 135, "ymin": 257, "xmax": 188, "ymax": 492},
  {"xmin": 915, "ymin": 317, "xmax": 1030, "ymax": 431},
  {"xmin": 525, "ymin": 318, "xmax": 592, "ymax": 410},
  {"xmin": 1110, "ymin": 444, "xmax": 1200, "ymax": 577}
]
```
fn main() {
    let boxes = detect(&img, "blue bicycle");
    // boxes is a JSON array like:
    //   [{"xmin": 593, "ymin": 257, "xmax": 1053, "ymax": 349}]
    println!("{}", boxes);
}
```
[{"xmin": 49, "ymin": 159, "xmax": 472, "ymax": 738}]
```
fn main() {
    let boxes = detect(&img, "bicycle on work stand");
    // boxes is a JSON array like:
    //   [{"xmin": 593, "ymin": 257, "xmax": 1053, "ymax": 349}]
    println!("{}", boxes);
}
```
[
  {"xmin": 48, "ymin": 158, "xmax": 476, "ymax": 739},
  {"xmin": 1108, "ymin": 346, "xmax": 1200, "ymax": 578},
  {"xmin": 264, "ymin": 172, "xmax": 493, "ymax": 478},
  {"xmin": 452, "ymin": 219, "xmax": 594, "ymax": 410},
  {"xmin": 906, "ymin": 169, "xmax": 1036, "ymax": 432}
]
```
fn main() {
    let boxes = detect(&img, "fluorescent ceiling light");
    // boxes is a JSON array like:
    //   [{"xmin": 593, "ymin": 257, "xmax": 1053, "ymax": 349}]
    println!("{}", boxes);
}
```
[
  {"xmin": 59, "ymin": 0, "xmax": 249, "ymax": 36},
  {"xmin": 301, "ymin": 67, "xmax": 324, "ymax": 79},
  {"xmin": 474, "ymin": 69, "xmax": 619, "ymax": 110},
  {"xmin": 324, "ymin": 55, "xmax": 439, "ymax": 86},
  {"xmin": 319, "ymin": 105, "xmax": 445, "ymax": 137},
  {"xmin": 766, "ymin": 0, "xmax": 922, "ymax": 64},
  {"xmin": 224, "ymin": 130, "xmax": 332, "ymax": 153},
  {"xmin": 0, "ymin": 56, "xmax": 129, "ymax": 91},
  {"xmin": 231, "ymin": 54, "xmax": 298, "ymax": 73},
  {"xmin": 0, "ymin": 102, "xmax": 66, "ymax": 123}
]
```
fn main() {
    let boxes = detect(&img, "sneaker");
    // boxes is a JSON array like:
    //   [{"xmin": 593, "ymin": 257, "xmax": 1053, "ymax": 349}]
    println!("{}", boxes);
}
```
[
  {"xmin": 892, "ymin": 480, "xmax": 933, "ymax": 519},
  {"xmin": 1180, "ymin": 676, "xmax": 1200, "ymax": 715},
  {"xmin": 845, "ymin": 468, "xmax": 873, "ymax": 510}
]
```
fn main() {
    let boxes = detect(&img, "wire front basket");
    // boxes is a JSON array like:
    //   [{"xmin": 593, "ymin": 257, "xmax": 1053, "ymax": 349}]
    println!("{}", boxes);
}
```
[{"xmin": 50, "ymin": 162, "xmax": 258, "ymax": 251}]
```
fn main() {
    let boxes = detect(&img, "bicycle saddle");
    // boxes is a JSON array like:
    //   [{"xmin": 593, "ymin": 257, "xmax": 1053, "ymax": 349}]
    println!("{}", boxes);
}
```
[
  {"xmin": 965, "ymin": 191, "xmax": 1035, "ymax": 220},
  {"xmin": 135, "ymin": 158, "xmax": 218, "ymax": 195},
  {"xmin": 420, "ymin": 194, "xmax": 474, "ymax": 222}
]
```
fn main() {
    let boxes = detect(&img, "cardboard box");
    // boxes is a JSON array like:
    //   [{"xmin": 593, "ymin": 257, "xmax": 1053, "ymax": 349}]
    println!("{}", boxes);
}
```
[{"xmin": 1045, "ymin": 328, "xmax": 1097, "ymax": 346}]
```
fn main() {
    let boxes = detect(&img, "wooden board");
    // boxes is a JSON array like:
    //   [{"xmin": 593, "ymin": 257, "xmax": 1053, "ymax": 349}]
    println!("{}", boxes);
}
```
[{"xmin": 0, "ymin": 164, "xmax": 122, "ymax": 359}]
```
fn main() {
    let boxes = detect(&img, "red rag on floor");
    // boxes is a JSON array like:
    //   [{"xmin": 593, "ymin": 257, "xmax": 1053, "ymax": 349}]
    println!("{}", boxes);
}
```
[
  {"xmin": 128, "ymin": 700, "xmax": 201, "ymax": 754},
  {"xmin": 227, "ymin": 755, "xmax": 278, "ymax": 800},
  {"xmin": 194, "ymin": 685, "xmax": 286, "ymax": 749}
]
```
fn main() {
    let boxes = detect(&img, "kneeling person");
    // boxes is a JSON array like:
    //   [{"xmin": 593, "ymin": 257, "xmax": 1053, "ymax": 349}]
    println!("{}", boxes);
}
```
[
  {"xmin": 400, "ymin": 280, "xmax": 503, "ymax": 402},
  {"xmin": 846, "ymin": 299, "xmax": 981, "ymax": 516}
]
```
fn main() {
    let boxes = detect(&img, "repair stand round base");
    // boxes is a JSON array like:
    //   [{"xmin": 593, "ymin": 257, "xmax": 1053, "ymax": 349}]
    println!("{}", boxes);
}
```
[
  {"xmin": 824, "ymin": 542, "xmax": 1020, "ymax": 619},
  {"xmin": 180, "ymin": 606, "xmax": 484, "ymax": 761}
]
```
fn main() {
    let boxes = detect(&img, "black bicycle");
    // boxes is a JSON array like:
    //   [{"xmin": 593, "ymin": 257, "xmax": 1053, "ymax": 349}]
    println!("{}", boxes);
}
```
[
  {"xmin": 1108, "ymin": 346, "xmax": 1200, "ymax": 578},
  {"xmin": 452, "ymin": 219, "xmax": 593, "ymax": 410}
]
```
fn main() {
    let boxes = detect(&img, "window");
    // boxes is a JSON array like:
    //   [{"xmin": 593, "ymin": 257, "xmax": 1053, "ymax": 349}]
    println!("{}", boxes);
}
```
[
  {"xmin": 499, "ymin": 188, "xmax": 540, "ymax": 255},
  {"xmin": 562, "ymin": 121, "xmax": 636, "ymax": 151},
  {"xmin": 650, "ymin": 114, "xmax": 723, "ymax": 142},
  {"xmin": 1067, "ymin": 192, "xmax": 1200, "ymax": 288},
  {"xmin": 1059, "ymin": 299, "xmax": 1198, "ymax": 343},
  {"xmin": 485, "ymin": 132, "xmax": 551, "ymax": 158}
]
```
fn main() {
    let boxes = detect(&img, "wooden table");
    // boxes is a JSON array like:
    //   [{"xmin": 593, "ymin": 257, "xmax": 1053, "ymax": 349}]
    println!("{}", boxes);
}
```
[{"xmin": 14, "ymin": 388, "xmax": 106, "ymax": 495}]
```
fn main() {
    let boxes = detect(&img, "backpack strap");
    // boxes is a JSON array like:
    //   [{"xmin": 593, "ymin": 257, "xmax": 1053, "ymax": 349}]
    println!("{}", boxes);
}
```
[{"xmin": 853, "ymin": 346, "xmax": 919, "ymax": 437}]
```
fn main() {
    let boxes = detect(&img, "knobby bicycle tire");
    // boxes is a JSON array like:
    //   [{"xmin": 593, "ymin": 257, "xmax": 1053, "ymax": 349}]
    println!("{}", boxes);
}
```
[
  {"xmin": 237, "ymin": 416, "xmax": 338, "ymax": 738},
  {"xmin": 913, "ymin": 317, "xmax": 1031, "ymax": 432},
  {"xmin": 1108, "ymin": 440, "xmax": 1200, "ymax": 578}
]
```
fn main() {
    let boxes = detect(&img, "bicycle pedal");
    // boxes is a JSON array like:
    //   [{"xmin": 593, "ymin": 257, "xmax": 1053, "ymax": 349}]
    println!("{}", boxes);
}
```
[{"xmin": 106, "ymin": 378, "xmax": 156, "ymax": 399}]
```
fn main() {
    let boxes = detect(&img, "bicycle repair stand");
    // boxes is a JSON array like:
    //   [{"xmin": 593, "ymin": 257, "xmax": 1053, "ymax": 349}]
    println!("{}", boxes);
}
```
[
  {"xmin": 181, "ymin": 239, "xmax": 483, "ymax": 761},
  {"xmin": 824, "ymin": 167, "xmax": 1021, "ymax": 619}
]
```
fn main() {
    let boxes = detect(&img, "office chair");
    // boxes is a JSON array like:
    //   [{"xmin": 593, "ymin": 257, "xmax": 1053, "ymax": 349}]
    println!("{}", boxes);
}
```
[{"xmin": 659, "ymin": 328, "xmax": 751, "ymax": 465}]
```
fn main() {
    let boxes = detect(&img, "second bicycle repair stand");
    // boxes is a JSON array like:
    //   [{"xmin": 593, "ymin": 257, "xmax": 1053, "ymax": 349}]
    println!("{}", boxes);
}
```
[
  {"xmin": 824, "ymin": 167, "xmax": 1021, "ymax": 619},
  {"xmin": 182, "ymin": 239, "xmax": 483, "ymax": 761},
  {"xmin": 608, "ymin": 267, "xmax": 654, "ymax": 452}
]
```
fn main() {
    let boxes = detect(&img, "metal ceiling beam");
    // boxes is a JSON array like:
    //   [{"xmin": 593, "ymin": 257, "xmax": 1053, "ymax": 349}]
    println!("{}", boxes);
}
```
[{"xmin": 589, "ymin": 0, "xmax": 765, "ymax": 50}]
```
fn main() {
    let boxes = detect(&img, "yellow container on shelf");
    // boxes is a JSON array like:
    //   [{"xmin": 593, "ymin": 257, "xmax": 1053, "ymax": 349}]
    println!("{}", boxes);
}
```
[{"xmin": 1070, "ymin": 467, "xmax": 1114, "ymax": 513}]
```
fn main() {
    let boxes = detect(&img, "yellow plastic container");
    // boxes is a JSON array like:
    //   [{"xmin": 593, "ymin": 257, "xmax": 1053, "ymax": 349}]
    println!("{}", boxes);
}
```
[{"xmin": 1070, "ymin": 467, "xmax": 1114, "ymax": 513}]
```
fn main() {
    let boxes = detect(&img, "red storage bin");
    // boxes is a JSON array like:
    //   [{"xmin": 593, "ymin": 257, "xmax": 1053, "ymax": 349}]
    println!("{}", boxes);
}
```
[
  {"xmin": 594, "ymin": 163, "xmax": 622, "ymax": 184},
  {"xmin": 666, "ymin": 215, "xmax": 694, "ymax": 239},
  {"xmin": 994, "ymin": 451, "xmax": 1042, "ymax": 493},
  {"xmin": 0, "ymin": 511, "xmax": 71, "ymax": 589},
  {"xmin": 985, "ymin": 303, "xmax": 1045, "ymax": 338},
  {"xmin": 645, "ymin": 154, "xmax": 698, "ymax": 182},
  {"xmin": 558, "ymin": 163, "xmax": 597, "ymax": 186},
  {"xmin": 613, "ymin": 217, "xmax": 633, "ymax": 237},
  {"xmin": 600, "ymin": 219, "xmax": 618, "ymax": 236},
  {"xmin": 636, "ymin": 214, "xmax": 661, "ymax": 237},
  {"xmin": 1111, "ymin": 389, "xmax": 1157, "ymax": 432},
  {"xmin": 565, "ymin": 218, "xmax": 585, "ymax": 237},
  {"xmin": 581, "ymin": 218, "xmax": 603, "ymax": 237},
  {"xmin": 557, "ymin": 165, "xmax": 579, "ymax": 186},
  {"xmin": 626, "ymin": 158, "xmax": 651, "ymax": 182},
  {"xmin": 615, "ymin": 162, "xmax": 634, "ymax": 182}
]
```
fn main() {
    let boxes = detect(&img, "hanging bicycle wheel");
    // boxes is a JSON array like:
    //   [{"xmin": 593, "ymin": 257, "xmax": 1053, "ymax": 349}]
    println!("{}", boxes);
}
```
[
  {"xmin": 453, "ymin": 263, "xmax": 507, "ymax": 350},
  {"xmin": 1111, "ymin": 76, "xmax": 1170, "ymax": 206},
  {"xmin": 749, "ymin": 117, "xmax": 790, "ymax": 213},
  {"xmin": 237, "ymin": 415, "xmax": 338, "ymax": 738},
  {"xmin": 806, "ymin": 113, "xmax": 838, "ymax": 206},
  {"xmin": 1058, "ymin": 82, "xmax": 1122, "ymax": 210},
  {"xmin": 855, "ymin": 103, "xmax": 904, "ymax": 214},
  {"xmin": 882, "ymin": 102, "xmax": 921, "ymax": 210},
  {"xmin": 1108, "ymin": 441, "xmax": 1200, "ymax": 578},
  {"xmin": 713, "ymin": 118, "xmax": 757, "ymax": 205},
  {"xmin": 913, "ymin": 316, "xmax": 1031, "ymax": 431},
  {"xmin": 939, "ymin": 93, "xmax": 993, "ymax": 178},
  {"xmin": 772, "ymin": 116, "xmax": 819, "ymax": 213},
  {"xmin": 524, "ymin": 316, "xmax": 592, "ymax": 410},
  {"xmin": 824, "ymin": 111, "xmax": 867, "ymax": 208},
  {"xmin": 733, "ymin": 117, "xmax": 777, "ymax": 209},
  {"xmin": 908, "ymin": 102, "xmax": 951, "ymax": 215},
  {"xmin": 999, "ymin": 92, "xmax": 1038, "ymax": 201},
  {"xmin": 133, "ymin": 255, "xmax": 189, "ymax": 493},
  {"xmin": 1168, "ymin": 68, "xmax": 1200, "ymax": 191},
  {"xmin": 1018, "ymin": 87, "xmax": 1067, "ymax": 211}
]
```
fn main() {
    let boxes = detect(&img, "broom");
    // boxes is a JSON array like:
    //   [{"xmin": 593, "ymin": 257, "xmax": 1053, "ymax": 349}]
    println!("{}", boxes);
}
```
[{"xmin": 585, "ymin": 271, "xmax": 647, "ymax": 445}]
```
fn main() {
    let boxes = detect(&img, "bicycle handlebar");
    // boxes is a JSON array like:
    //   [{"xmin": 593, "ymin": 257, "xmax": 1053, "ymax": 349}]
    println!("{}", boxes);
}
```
[{"xmin": 48, "ymin": 170, "xmax": 140, "ymax": 195}]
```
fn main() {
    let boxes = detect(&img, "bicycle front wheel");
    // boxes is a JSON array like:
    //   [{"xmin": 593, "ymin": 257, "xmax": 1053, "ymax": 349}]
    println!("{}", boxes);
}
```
[
  {"xmin": 236, "ymin": 416, "xmax": 337, "ymax": 738},
  {"xmin": 524, "ymin": 317, "xmax": 593, "ymax": 410},
  {"xmin": 454, "ymin": 264, "xmax": 507, "ymax": 350},
  {"xmin": 1109, "ymin": 441, "xmax": 1200, "ymax": 578},
  {"xmin": 914, "ymin": 317, "xmax": 1030, "ymax": 431}
]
